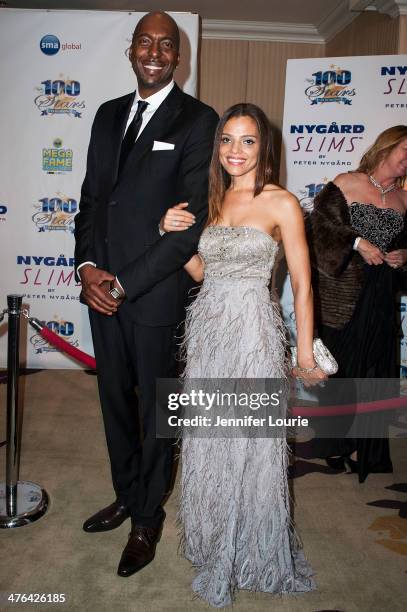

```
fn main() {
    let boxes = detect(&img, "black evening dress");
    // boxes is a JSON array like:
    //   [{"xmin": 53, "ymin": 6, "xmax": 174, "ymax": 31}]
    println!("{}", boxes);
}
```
[{"xmin": 314, "ymin": 201, "xmax": 406, "ymax": 483}]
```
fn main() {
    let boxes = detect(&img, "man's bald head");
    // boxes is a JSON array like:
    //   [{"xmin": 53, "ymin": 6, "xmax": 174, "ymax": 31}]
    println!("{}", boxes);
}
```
[
  {"xmin": 129, "ymin": 10, "xmax": 180, "ymax": 98},
  {"xmin": 132, "ymin": 11, "xmax": 180, "ymax": 52}
]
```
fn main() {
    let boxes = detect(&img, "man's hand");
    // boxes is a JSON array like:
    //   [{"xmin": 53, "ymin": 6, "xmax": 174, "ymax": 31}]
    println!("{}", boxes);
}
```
[
  {"xmin": 356, "ymin": 238, "xmax": 385, "ymax": 265},
  {"xmin": 79, "ymin": 265, "xmax": 118, "ymax": 315}
]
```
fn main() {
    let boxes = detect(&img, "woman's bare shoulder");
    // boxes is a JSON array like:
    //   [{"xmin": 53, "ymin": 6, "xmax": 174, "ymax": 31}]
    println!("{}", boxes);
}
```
[
  {"xmin": 260, "ymin": 185, "xmax": 301, "ymax": 218},
  {"xmin": 333, "ymin": 171, "xmax": 365, "ymax": 191}
]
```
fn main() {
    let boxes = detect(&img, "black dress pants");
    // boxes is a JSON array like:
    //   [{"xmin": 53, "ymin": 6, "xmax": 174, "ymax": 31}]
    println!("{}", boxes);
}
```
[{"xmin": 89, "ymin": 308, "xmax": 177, "ymax": 528}]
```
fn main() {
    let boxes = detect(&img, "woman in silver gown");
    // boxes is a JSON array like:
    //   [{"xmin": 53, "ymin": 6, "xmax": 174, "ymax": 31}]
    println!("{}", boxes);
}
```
[{"xmin": 161, "ymin": 103, "xmax": 325, "ymax": 607}]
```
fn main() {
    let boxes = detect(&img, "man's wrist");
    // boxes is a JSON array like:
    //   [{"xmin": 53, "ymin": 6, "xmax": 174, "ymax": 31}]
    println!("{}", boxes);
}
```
[
  {"xmin": 109, "ymin": 278, "xmax": 125, "ymax": 300},
  {"xmin": 77, "ymin": 261, "xmax": 96, "ymax": 278}
]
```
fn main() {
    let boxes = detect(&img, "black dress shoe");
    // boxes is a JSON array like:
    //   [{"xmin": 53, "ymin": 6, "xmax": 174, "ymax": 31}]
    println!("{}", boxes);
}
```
[
  {"xmin": 83, "ymin": 500, "xmax": 130, "ymax": 533},
  {"xmin": 325, "ymin": 456, "xmax": 346, "ymax": 471},
  {"xmin": 117, "ymin": 524, "xmax": 163, "ymax": 577}
]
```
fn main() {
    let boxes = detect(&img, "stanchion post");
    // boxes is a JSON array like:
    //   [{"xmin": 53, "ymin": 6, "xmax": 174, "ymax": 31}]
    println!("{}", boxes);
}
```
[
  {"xmin": 0, "ymin": 295, "xmax": 49, "ymax": 528},
  {"xmin": 5, "ymin": 294, "xmax": 22, "ymax": 516}
]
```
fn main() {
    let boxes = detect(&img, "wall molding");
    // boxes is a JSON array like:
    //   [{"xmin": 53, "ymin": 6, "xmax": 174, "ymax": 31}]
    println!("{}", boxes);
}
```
[
  {"xmin": 317, "ymin": 1, "xmax": 361, "ymax": 42},
  {"xmin": 367, "ymin": 0, "xmax": 407, "ymax": 17},
  {"xmin": 202, "ymin": 1, "xmax": 363, "ymax": 46},
  {"xmin": 201, "ymin": 19, "xmax": 324, "ymax": 44},
  {"xmin": 201, "ymin": 1, "xmax": 406, "ymax": 45}
]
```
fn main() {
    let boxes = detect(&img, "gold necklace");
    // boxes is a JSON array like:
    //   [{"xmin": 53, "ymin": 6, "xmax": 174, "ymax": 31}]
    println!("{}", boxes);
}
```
[{"xmin": 368, "ymin": 174, "xmax": 398, "ymax": 205}]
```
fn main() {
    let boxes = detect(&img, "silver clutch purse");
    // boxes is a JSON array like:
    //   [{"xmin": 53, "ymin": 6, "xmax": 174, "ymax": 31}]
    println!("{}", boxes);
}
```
[{"xmin": 291, "ymin": 338, "xmax": 338, "ymax": 375}]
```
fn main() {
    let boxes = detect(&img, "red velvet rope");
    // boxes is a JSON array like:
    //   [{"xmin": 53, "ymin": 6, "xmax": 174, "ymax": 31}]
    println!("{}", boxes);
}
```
[
  {"xmin": 31, "ymin": 320, "xmax": 406, "ymax": 418},
  {"xmin": 39, "ymin": 326, "xmax": 96, "ymax": 370},
  {"xmin": 291, "ymin": 395, "xmax": 407, "ymax": 417}
]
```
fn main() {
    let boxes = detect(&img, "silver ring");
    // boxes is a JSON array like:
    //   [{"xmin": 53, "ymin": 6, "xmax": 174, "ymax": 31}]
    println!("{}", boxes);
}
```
[{"xmin": 173, "ymin": 221, "xmax": 179, "ymax": 227}]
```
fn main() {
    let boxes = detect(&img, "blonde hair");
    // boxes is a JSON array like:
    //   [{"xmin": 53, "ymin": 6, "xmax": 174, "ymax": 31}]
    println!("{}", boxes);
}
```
[{"xmin": 357, "ymin": 124, "xmax": 407, "ymax": 187}]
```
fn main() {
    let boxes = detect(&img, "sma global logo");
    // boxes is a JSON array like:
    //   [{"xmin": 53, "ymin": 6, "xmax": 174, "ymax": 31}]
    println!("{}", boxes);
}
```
[
  {"xmin": 39, "ymin": 34, "xmax": 82, "ymax": 56},
  {"xmin": 40, "ymin": 35, "xmax": 60, "ymax": 56}
]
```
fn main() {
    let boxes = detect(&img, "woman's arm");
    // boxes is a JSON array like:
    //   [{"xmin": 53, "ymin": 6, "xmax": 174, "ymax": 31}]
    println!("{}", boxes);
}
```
[
  {"xmin": 184, "ymin": 254, "xmax": 205, "ymax": 282},
  {"xmin": 159, "ymin": 203, "xmax": 205, "ymax": 281},
  {"xmin": 274, "ymin": 192, "xmax": 326, "ymax": 380}
]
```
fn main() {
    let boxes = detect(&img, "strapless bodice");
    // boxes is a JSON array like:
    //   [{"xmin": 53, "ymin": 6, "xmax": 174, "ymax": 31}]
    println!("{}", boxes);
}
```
[
  {"xmin": 198, "ymin": 225, "xmax": 279, "ymax": 284},
  {"xmin": 349, "ymin": 202, "xmax": 405, "ymax": 251}
]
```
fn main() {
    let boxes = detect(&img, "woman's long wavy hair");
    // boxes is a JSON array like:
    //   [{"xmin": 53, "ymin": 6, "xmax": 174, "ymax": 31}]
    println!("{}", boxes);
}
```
[
  {"xmin": 207, "ymin": 103, "xmax": 276, "ymax": 225},
  {"xmin": 357, "ymin": 124, "xmax": 407, "ymax": 187}
]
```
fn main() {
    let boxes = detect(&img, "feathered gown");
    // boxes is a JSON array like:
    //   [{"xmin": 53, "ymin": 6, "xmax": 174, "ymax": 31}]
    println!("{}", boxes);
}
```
[{"xmin": 178, "ymin": 225, "xmax": 315, "ymax": 607}]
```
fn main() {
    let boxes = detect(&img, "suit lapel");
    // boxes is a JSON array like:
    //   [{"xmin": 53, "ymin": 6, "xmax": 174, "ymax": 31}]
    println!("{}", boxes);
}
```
[
  {"xmin": 111, "ymin": 92, "xmax": 135, "ymax": 184},
  {"xmin": 119, "ymin": 84, "xmax": 185, "ymax": 176}
]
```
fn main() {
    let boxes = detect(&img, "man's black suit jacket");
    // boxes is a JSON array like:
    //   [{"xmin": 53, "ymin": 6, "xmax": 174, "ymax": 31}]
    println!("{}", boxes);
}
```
[{"xmin": 74, "ymin": 83, "xmax": 218, "ymax": 326}]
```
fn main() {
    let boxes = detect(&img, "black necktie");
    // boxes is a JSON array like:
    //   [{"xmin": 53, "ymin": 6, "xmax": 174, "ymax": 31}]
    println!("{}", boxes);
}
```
[{"xmin": 118, "ymin": 100, "xmax": 148, "ymax": 174}]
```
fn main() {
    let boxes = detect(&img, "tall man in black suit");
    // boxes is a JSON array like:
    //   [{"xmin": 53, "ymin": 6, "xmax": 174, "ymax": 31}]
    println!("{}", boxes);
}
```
[{"xmin": 74, "ymin": 11, "xmax": 218, "ymax": 576}]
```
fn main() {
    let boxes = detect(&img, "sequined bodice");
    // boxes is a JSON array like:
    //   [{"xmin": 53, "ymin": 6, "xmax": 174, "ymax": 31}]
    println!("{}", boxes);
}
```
[
  {"xmin": 198, "ymin": 225, "xmax": 279, "ymax": 283},
  {"xmin": 349, "ymin": 202, "xmax": 405, "ymax": 252}
]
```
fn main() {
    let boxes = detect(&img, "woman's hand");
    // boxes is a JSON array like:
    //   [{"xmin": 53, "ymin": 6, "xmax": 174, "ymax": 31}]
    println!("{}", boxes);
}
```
[
  {"xmin": 159, "ymin": 202, "xmax": 195, "ymax": 233},
  {"xmin": 383, "ymin": 248, "xmax": 407, "ymax": 269},
  {"xmin": 356, "ymin": 238, "xmax": 385, "ymax": 265},
  {"xmin": 292, "ymin": 364, "xmax": 327, "ymax": 387}
]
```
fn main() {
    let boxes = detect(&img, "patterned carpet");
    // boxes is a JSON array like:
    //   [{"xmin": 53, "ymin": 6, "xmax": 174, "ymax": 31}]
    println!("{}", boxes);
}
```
[{"xmin": 0, "ymin": 370, "xmax": 406, "ymax": 611}]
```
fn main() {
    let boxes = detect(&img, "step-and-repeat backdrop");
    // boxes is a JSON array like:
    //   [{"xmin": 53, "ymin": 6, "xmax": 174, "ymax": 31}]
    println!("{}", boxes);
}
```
[
  {"xmin": 279, "ymin": 54, "xmax": 407, "ymax": 373},
  {"xmin": 0, "ymin": 9, "xmax": 199, "ymax": 368}
]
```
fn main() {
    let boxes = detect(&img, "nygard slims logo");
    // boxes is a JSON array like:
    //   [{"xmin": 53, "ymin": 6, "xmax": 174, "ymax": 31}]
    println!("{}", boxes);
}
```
[
  {"xmin": 382, "ymin": 65, "xmax": 407, "ymax": 109},
  {"xmin": 305, "ymin": 66, "xmax": 356, "ymax": 106},
  {"xmin": 382, "ymin": 65, "xmax": 407, "ymax": 95},
  {"xmin": 34, "ymin": 78, "xmax": 85, "ymax": 117},
  {"xmin": 42, "ymin": 138, "xmax": 73, "ymax": 174}
]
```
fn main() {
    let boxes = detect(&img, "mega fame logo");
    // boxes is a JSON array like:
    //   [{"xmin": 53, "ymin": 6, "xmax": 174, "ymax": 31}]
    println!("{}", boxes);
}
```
[
  {"xmin": 305, "ymin": 66, "xmax": 356, "ymax": 106},
  {"xmin": 30, "ymin": 317, "xmax": 79, "ymax": 355},
  {"xmin": 42, "ymin": 138, "xmax": 73, "ymax": 173},
  {"xmin": 382, "ymin": 64, "xmax": 407, "ymax": 108},
  {"xmin": 40, "ymin": 34, "xmax": 81, "ymax": 56},
  {"xmin": 297, "ymin": 181, "xmax": 327, "ymax": 213},
  {"xmin": 32, "ymin": 194, "xmax": 77, "ymax": 234},
  {"xmin": 34, "ymin": 77, "xmax": 85, "ymax": 117},
  {"xmin": 290, "ymin": 122, "xmax": 365, "ymax": 166}
]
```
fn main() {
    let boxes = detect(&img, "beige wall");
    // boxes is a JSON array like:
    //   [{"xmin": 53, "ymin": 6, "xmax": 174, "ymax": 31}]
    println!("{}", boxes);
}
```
[
  {"xmin": 198, "ymin": 12, "xmax": 403, "ymax": 171},
  {"xmin": 199, "ymin": 39, "xmax": 323, "ymax": 171},
  {"xmin": 326, "ymin": 11, "xmax": 398, "ymax": 57},
  {"xmin": 199, "ymin": 38, "xmax": 323, "ymax": 123},
  {"xmin": 199, "ymin": 13, "xmax": 401, "ymax": 120},
  {"xmin": 398, "ymin": 15, "xmax": 407, "ymax": 53}
]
